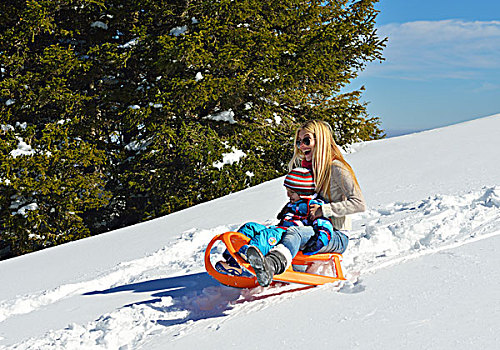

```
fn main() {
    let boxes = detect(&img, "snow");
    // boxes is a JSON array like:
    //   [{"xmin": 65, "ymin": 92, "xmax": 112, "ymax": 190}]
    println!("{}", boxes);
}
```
[
  {"xmin": 0, "ymin": 114, "xmax": 499, "ymax": 349},
  {"xmin": 9, "ymin": 138, "xmax": 35, "ymax": 158},
  {"xmin": 118, "ymin": 38, "xmax": 139, "ymax": 49},
  {"xmin": 13, "ymin": 203, "xmax": 39, "ymax": 217},
  {"xmin": 170, "ymin": 26, "xmax": 188, "ymax": 36},
  {"xmin": 213, "ymin": 147, "xmax": 246, "ymax": 169},
  {"xmin": 1, "ymin": 125, "xmax": 14, "ymax": 132},
  {"xmin": 204, "ymin": 109, "xmax": 236, "ymax": 124},
  {"xmin": 125, "ymin": 139, "xmax": 151, "ymax": 152},
  {"xmin": 90, "ymin": 21, "xmax": 108, "ymax": 30}
]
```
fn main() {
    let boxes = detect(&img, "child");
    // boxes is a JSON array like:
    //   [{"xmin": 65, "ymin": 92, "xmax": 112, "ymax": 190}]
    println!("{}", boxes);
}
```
[{"xmin": 215, "ymin": 167, "xmax": 334, "ymax": 276}]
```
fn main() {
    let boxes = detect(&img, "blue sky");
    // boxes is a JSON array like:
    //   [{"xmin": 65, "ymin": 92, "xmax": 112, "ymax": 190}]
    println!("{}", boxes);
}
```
[{"xmin": 349, "ymin": 0, "xmax": 500, "ymax": 135}]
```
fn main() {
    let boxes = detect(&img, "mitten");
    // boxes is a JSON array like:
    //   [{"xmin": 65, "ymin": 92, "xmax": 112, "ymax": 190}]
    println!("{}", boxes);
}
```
[
  {"xmin": 276, "ymin": 204, "xmax": 290, "ymax": 220},
  {"xmin": 302, "ymin": 235, "xmax": 325, "ymax": 255}
]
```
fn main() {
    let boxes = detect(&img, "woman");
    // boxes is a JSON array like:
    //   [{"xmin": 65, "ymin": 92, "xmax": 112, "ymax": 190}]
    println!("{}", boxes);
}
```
[{"xmin": 246, "ymin": 120, "xmax": 366, "ymax": 287}]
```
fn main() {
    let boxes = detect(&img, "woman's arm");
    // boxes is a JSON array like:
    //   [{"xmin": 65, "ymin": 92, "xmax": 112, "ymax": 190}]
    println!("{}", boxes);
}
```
[{"xmin": 321, "ymin": 163, "xmax": 366, "ymax": 218}]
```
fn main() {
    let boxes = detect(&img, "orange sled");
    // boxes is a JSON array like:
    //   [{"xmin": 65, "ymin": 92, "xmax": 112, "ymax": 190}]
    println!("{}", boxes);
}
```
[{"xmin": 205, "ymin": 231, "xmax": 346, "ymax": 288}]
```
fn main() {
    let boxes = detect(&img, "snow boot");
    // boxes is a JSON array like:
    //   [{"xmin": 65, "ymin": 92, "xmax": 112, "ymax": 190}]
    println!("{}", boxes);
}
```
[
  {"xmin": 220, "ymin": 249, "xmax": 238, "ymax": 266},
  {"xmin": 214, "ymin": 260, "xmax": 240, "ymax": 276},
  {"xmin": 216, "ymin": 248, "xmax": 253, "ymax": 277},
  {"xmin": 238, "ymin": 244, "xmax": 249, "ymax": 261},
  {"xmin": 246, "ymin": 246, "xmax": 288, "ymax": 287}
]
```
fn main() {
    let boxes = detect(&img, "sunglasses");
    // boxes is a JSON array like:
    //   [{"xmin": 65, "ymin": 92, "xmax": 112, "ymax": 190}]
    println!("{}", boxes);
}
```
[{"xmin": 296, "ymin": 136, "xmax": 313, "ymax": 147}]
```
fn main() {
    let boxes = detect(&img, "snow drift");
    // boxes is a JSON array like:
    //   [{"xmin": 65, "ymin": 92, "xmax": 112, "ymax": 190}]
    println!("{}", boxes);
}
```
[{"xmin": 0, "ymin": 114, "xmax": 499, "ymax": 349}]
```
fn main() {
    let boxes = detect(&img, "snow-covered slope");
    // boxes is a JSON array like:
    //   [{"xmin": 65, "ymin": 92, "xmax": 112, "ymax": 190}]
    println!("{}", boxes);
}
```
[{"xmin": 1, "ymin": 114, "xmax": 499, "ymax": 349}]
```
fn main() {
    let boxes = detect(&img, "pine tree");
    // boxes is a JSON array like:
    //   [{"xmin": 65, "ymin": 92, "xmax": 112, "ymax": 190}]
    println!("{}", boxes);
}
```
[
  {"xmin": 0, "ymin": 0, "xmax": 110, "ymax": 257},
  {"xmin": 1, "ymin": 0, "xmax": 386, "ymax": 258}
]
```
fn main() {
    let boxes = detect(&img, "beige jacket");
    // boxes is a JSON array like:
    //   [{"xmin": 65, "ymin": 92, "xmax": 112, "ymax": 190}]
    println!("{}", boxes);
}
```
[{"xmin": 319, "ymin": 160, "xmax": 366, "ymax": 231}]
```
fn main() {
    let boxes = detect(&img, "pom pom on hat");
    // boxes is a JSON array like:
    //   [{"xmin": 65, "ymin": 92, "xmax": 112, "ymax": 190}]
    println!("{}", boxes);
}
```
[{"xmin": 284, "ymin": 167, "xmax": 315, "ymax": 199}]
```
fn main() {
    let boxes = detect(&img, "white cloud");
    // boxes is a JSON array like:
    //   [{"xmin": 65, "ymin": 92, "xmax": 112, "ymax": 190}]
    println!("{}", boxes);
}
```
[
  {"xmin": 365, "ymin": 20, "xmax": 500, "ymax": 80},
  {"xmin": 383, "ymin": 20, "xmax": 500, "ymax": 43}
]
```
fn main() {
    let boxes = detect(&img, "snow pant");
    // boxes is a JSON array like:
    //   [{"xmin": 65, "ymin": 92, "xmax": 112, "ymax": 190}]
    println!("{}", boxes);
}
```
[
  {"xmin": 280, "ymin": 225, "xmax": 349, "ymax": 258},
  {"xmin": 238, "ymin": 222, "xmax": 286, "ymax": 256}
]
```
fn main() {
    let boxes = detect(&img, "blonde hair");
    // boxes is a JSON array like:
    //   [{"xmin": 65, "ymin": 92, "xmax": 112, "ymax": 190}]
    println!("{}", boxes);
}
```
[{"xmin": 289, "ymin": 120, "xmax": 360, "ymax": 199}]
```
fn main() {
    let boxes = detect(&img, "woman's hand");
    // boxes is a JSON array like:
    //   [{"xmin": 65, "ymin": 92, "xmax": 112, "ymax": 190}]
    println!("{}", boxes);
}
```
[{"xmin": 308, "ymin": 204, "xmax": 323, "ymax": 220}]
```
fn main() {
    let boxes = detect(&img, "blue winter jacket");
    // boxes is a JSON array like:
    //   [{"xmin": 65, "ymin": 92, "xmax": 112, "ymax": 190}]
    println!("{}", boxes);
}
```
[
  {"xmin": 238, "ymin": 197, "xmax": 334, "ymax": 255},
  {"xmin": 278, "ymin": 197, "xmax": 334, "ymax": 247}
]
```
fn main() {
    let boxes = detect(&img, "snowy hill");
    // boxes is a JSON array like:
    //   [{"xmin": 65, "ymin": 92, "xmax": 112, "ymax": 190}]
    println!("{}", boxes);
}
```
[{"xmin": 1, "ymin": 114, "xmax": 499, "ymax": 349}]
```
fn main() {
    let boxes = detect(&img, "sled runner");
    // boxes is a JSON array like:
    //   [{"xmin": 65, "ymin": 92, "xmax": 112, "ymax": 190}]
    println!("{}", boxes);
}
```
[{"xmin": 205, "ymin": 231, "xmax": 346, "ymax": 288}]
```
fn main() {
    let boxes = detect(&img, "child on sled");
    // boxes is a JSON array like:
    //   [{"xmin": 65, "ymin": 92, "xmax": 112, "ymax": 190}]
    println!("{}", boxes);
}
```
[{"xmin": 215, "ymin": 167, "xmax": 334, "ymax": 276}]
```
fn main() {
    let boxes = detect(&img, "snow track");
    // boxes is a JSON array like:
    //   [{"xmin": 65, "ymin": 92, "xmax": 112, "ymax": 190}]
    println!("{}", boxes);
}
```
[
  {"xmin": 346, "ymin": 186, "xmax": 500, "ymax": 273},
  {"xmin": 1, "ymin": 186, "xmax": 499, "ymax": 349}
]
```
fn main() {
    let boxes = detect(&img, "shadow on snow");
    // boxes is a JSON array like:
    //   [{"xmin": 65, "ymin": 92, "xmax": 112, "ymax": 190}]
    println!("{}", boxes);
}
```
[
  {"xmin": 83, "ymin": 272, "xmax": 316, "ymax": 328},
  {"xmin": 84, "ymin": 272, "xmax": 241, "ymax": 326}
]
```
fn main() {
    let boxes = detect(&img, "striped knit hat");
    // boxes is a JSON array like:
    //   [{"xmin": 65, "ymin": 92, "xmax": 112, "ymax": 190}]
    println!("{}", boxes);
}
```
[{"xmin": 284, "ymin": 167, "xmax": 315, "ymax": 199}]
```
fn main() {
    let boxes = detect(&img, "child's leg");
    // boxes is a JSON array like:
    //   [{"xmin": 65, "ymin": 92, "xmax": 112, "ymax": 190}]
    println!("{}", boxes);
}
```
[
  {"xmin": 221, "ymin": 222, "xmax": 268, "ymax": 262},
  {"xmin": 237, "ymin": 222, "xmax": 268, "ymax": 239},
  {"xmin": 247, "ymin": 227, "xmax": 284, "ymax": 256},
  {"xmin": 280, "ymin": 226, "xmax": 316, "ymax": 257}
]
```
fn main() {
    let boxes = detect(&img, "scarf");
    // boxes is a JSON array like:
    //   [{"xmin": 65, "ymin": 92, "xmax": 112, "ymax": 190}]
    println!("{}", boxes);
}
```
[{"xmin": 301, "ymin": 159, "xmax": 313, "ymax": 170}]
